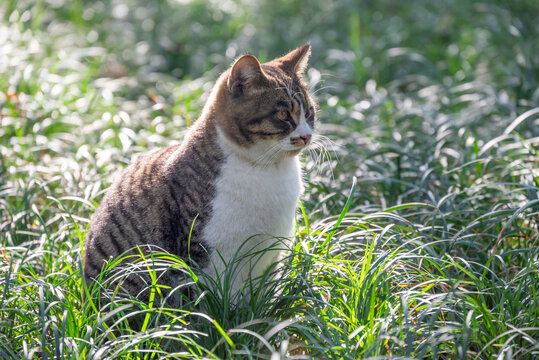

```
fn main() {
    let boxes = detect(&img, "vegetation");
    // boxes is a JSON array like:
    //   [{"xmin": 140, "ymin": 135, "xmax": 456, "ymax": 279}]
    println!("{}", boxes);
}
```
[{"xmin": 1, "ymin": 0, "xmax": 538, "ymax": 358}]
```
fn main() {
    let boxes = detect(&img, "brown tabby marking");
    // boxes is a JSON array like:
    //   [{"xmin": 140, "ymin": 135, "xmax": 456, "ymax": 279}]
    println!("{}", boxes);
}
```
[{"xmin": 83, "ymin": 44, "xmax": 316, "ymax": 304}]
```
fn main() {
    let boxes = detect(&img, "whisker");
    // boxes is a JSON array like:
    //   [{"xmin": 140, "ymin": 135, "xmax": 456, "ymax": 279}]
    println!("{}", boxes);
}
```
[
  {"xmin": 304, "ymin": 134, "xmax": 339, "ymax": 182},
  {"xmin": 313, "ymin": 134, "xmax": 340, "ymax": 160},
  {"xmin": 253, "ymin": 142, "xmax": 282, "ymax": 167},
  {"xmin": 259, "ymin": 143, "xmax": 286, "ymax": 169},
  {"xmin": 310, "ymin": 85, "xmax": 336, "ymax": 97}
]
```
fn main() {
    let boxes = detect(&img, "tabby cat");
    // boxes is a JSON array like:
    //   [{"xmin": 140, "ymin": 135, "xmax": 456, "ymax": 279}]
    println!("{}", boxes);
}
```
[{"xmin": 83, "ymin": 44, "xmax": 317, "ymax": 304}]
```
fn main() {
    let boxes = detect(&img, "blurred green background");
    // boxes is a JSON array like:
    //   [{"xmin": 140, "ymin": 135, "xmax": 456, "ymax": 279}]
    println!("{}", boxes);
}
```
[{"xmin": 2, "ymin": 0, "xmax": 538, "ymax": 205}]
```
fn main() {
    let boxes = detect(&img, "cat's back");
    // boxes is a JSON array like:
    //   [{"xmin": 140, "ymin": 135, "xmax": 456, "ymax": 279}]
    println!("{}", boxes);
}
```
[{"xmin": 83, "ymin": 121, "xmax": 223, "ymax": 282}]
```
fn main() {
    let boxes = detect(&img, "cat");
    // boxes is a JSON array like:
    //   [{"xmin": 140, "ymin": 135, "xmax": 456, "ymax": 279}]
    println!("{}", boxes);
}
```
[{"xmin": 83, "ymin": 44, "xmax": 317, "ymax": 305}]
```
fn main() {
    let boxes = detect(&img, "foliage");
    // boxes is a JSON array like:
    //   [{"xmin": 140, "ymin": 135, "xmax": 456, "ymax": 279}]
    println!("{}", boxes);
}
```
[{"xmin": 1, "ymin": 0, "xmax": 538, "ymax": 358}]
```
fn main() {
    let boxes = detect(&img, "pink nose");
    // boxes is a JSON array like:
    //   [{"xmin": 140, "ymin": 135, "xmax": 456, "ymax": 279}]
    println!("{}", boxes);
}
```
[{"xmin": 300, "ymin": 135, "xmax": 311, "ymax": 144}]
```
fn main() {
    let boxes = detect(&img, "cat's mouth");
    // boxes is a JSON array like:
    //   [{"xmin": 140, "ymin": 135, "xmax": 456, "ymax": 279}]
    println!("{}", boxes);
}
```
[
  {"xmin": 285, "ymin": 143, "xmax": 310, "ymax": 156},
  {"xmin": 285, "ymin": 149, "xmax": 303, "ymax": 157},
  {"xmin": 283, "ymin": 134, "xmax": 311, "ymax": 155}
]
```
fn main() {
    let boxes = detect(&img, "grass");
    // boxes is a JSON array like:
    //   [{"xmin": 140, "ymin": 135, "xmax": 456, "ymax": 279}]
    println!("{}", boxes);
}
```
[{"xmin": 1, "ymin": 0, "xmax": 538, "ymax": 358}]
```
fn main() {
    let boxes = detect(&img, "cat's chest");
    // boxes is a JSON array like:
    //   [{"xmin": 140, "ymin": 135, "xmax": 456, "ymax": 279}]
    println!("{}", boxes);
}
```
[{"xmin": 202, "ymin": 153, "xmax": 302, "ymax": 249}]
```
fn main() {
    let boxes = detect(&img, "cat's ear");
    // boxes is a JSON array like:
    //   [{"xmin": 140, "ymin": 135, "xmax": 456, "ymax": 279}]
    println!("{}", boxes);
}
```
[
  {"xmin": 276, "ymin": 44, "xmax": 311, "ymax": 76},
  {"xmin": 228, "ymin": 54, "xmax": 267, "ymax": 97}
]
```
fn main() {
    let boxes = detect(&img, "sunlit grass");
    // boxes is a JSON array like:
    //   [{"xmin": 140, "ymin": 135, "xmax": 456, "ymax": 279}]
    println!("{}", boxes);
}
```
[{"xmin": 1, "ymin": 0, "xmax": 538, "ymax": 359}]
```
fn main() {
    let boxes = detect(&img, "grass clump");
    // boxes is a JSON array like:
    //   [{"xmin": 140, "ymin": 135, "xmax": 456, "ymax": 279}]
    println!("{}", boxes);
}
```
[{"xmin": 1, "ymin": 0, "xmax": 538, "ymax": 359}]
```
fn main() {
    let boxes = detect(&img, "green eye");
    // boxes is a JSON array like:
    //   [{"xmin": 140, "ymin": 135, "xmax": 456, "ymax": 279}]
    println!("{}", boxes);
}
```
[{"xmin": 277, "ymin": 110, "xmax": 288, "ymax": 120}]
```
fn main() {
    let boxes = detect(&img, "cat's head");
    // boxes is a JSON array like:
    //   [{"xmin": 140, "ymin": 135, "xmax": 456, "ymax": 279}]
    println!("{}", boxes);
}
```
[{"xmin": 212, "ymin": 44, "xmax": 317, "ymax": 164}]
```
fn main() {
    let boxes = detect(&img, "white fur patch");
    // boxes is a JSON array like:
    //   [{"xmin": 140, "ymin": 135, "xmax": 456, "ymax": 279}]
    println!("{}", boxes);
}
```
[
  {"xmin": 291, "ymin": 102, "xmax": 312, "ymax": 139},
  {"xmin": 201, "ymin": 127, "xmax": 302, "ymax": 294}
]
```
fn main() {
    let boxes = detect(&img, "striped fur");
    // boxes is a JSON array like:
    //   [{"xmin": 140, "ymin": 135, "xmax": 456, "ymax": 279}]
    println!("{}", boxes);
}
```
[{"xmin": 83, "ymin": 44, "xmax": 317, "ymax": 304}]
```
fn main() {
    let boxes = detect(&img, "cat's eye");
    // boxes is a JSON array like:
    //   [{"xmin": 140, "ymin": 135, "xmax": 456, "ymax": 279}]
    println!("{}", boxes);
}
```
[{"xmin": 277, "ymin": 110, "xmax": 289, "ymax": 121}]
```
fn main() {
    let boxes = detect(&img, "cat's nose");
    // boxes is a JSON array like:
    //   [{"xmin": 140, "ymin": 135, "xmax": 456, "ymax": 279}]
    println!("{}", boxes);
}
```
[
  {"xmin": 300, "ymin": 135, "xmax": 311, "ymax": 144},
  {"xmin": 290, "ymin": 134, "xmax": 312, "ymax": 146}
]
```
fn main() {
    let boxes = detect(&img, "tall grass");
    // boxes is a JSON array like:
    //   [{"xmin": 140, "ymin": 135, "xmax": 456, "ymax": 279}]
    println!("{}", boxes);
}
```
[{"xmin": 1, "ymin": 0, "xmax": 538, "ymax": 358}]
